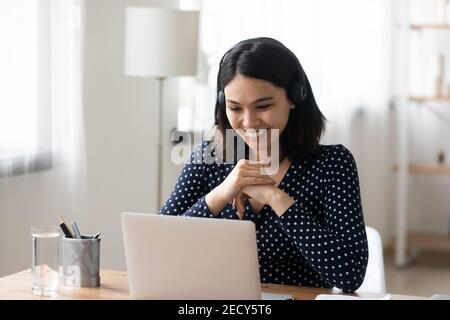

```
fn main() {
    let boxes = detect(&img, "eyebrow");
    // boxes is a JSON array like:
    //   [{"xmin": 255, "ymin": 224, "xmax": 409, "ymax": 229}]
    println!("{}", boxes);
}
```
[{"xmin": 226, "ymin": 96, "xmax": 274, "ymax": 105}]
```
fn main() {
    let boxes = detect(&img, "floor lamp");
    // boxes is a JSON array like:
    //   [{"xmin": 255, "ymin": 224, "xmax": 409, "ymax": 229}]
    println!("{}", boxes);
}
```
[{"xmin": 124, "ymin": 7, "xmax": 199, "ymax": 210}]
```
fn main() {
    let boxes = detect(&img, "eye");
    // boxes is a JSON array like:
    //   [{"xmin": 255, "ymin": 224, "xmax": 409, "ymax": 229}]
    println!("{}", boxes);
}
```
[
  {"xmin": 228, "ymin": 106, "xmax": 242, "ymax": 111},
  {"xmin": 256, "ymin": 104, "xmax": 272, "ymax": 110}
]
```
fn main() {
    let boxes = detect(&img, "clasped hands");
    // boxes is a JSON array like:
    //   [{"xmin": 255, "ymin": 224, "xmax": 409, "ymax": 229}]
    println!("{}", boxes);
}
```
[{"xmin": 216, "ymin": 159, "xmax": 283, "ymax": 219}]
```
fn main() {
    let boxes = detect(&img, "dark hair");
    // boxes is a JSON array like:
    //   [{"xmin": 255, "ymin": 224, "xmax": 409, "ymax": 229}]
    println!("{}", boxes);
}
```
[{"xmin": 214, "ymin": 37, "xmax": 326, "ymax": 162}]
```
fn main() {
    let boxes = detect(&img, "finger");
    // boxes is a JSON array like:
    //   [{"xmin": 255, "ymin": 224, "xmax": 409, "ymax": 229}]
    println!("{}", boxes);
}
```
[
  {"xmin": 245, "ymin": 161, "xmax": 271, "ymax": 168},
  {"xmin": 242, "ymin": 166, "xmax": 275, "ymax": 178},
  {"xmin": 240, "ymin": 166, "xmax": 276, "ymax": 178},
  {"xmin": 241, "ymin": 164, "xmax": 262, "ymax": 171},
  {"xmin": 242, "ymin": 176, "xmax": 277, "ymax": 186},
  {"xmin": 236, "ymin": 203, "xmax": 244, "ymax": 220},
  {"xmin": 236, "ymin": 193, "xmax": 246, "ymax": 219},
  {"xmin": 236, "ymin": 206, "xmax": 242, "ymax": 220},
  {"xmin": 233, "ymin": 193, "xmax": 242, "ymax": 218},
  {"xmin": 238, "ymin": 196, "xmax": 245, "ymax": 216},
  {"xmin": 240, "ymin": 169, "xmax": 274, "ymax": 178},
  {"xmin": 235, "ymin": 198, "xmax": 242, "ymax": 219},
  {"xmin": 238, "ymin": 159, "xmax": 271, "ymax": 167},
  {"xmin": 237, "ymin": 165, "xmax": 266, "ymax": 175}
]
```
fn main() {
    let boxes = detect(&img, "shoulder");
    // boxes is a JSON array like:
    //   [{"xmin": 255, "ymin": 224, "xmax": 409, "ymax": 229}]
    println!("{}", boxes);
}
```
[
  {"xmin": 192, "ymin": 140, "xmax": 213, "ymax": 156},
  {"xmin": 310, "ymin": 144, "xmax": 358, "ymax": 169},
  {"xmin": 318, "ymin": 144, "xmax": 355, "ymax": 160},
  {"xmin": 188, "ymin": 140, "xmax": 217, "ymax": 164}
]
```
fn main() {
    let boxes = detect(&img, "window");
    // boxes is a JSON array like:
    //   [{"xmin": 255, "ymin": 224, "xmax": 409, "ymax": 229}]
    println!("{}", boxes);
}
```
[{"xmin": 0, "ymin": 0, "xmax": 53, "ymax": 176}]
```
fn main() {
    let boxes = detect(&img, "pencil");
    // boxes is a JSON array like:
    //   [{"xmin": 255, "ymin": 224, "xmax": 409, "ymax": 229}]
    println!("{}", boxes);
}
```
[
  {"xmin": 58, "ymin": 215, "xmax": 74, "ymax": 238},
  {"xmin": 71, "ymin": 222, "xmax": 82, "ymax": 239}
]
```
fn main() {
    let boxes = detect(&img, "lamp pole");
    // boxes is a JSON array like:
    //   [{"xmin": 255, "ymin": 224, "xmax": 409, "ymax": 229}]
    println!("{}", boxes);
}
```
[{"xmin": 124, "ymin": 7, "xmax": 199, "ymax": 213}]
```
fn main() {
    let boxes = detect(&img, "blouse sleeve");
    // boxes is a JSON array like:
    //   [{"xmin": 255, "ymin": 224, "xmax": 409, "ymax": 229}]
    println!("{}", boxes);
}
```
[
  {"xmin": 159, "ymin": 143, "xmax": 215, "ymax": 218},
  {"xmin": 275, "ymin": 145, "xmax": 369, "ymax": 293}
]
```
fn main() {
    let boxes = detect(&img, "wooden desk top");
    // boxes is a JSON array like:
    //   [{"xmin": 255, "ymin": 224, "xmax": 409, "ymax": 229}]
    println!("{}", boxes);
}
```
[{"xmin": 0, "ymin": 269, "xmax": 424, "ymax": 300}]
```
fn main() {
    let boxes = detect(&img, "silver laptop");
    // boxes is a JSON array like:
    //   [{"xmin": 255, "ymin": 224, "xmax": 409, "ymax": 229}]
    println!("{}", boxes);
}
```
[{"xmin": 121, "ymin": 212, "xmax": 262, "ymax": 300}]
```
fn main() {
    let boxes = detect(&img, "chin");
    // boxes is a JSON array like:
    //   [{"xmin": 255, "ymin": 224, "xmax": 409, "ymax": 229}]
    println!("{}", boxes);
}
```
[{"xmin": 246, "ymin": 139, "xmax": 272, "ymax": 152}]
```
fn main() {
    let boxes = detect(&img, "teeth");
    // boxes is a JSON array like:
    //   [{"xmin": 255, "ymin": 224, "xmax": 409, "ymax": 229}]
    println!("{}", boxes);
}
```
[{"xmin": 246, "ymin": 130, "xmax": 266, "ymax": 138}]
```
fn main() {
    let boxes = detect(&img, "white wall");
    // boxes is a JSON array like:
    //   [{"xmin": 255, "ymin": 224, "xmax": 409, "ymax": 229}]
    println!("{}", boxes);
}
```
[{"xmin": 0, "ymin": 168, "xmax": 84, "ymax": 276}]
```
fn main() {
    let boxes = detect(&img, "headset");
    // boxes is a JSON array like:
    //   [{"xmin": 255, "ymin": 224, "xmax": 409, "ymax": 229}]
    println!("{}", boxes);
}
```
[{"xmin": 214, "ymin": 38, "xmax": 308, "ymax": 125}]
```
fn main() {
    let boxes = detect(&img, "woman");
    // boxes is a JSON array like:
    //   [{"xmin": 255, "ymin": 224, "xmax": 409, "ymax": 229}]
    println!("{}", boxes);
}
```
[{"xmin": 160, "ymin": 37, "xmax": 368, "ymax": 293}]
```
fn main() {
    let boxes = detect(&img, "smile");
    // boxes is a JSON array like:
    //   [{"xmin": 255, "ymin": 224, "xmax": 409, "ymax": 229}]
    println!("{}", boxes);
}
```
[{"xmin": 245, "ymin": 130, "xmax": 267, "ymax": 138}]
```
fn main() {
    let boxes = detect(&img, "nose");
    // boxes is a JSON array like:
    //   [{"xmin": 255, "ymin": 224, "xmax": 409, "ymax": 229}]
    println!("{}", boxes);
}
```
[{"xmin": 241, "ymin": 109, "xmax": 259, "ymax": 129}]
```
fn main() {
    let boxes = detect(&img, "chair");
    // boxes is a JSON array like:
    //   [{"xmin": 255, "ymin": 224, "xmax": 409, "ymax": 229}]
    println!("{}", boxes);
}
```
[
  {"xmin": 331, "ymin": 226, "xmax": 386, "ymax": 294},
  {"xmin": 356, "ymin": 226, "xmax": 386, "ymax": 294}
]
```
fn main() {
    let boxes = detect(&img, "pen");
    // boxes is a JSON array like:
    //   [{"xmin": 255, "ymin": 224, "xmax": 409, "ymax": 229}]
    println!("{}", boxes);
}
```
[
  {"xmin": 92, "ymin": 232, "xmax": 101, "ymax": 239},
  {"xmin": 71, "ymin": 222, "xmax": 82, "ymax": 239},
  {"xmin": 58, "ymin": 215, "xmax": 74, "ymax": 238}
]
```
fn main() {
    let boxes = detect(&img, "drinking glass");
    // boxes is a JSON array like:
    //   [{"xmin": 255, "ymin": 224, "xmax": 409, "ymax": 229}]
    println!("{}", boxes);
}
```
[{"xmin": 31, "ymin": 226, "xmax": 61, "ymax": 296}]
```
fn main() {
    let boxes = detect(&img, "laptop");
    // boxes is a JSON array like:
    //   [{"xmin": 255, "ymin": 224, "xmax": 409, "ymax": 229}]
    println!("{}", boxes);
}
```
[{"xmin": 121, "ymin": 212, "xmax": 263, "ymax": 299}]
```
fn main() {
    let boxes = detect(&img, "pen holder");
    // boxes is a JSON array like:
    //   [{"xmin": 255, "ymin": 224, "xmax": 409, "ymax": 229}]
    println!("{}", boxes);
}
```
[{"xmin": 62, "ymin": 235, "xmax": 100, "ymax": 287}]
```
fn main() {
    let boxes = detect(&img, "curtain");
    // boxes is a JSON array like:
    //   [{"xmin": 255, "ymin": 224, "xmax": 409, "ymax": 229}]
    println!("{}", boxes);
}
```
[
  {"xmin": 0, "ymin": 0, "xmax": 86, "ymax": 276},
  {"xmin": 0, "ymin": 0, "xmax": 42, "ymax": 174},
  {"xmin": 0, "ymin": 0, "xmax": 85, "ymax": 186},
  {"xmin": 50, "ymin": 0, "xmax": 86, "ymax": 188}
]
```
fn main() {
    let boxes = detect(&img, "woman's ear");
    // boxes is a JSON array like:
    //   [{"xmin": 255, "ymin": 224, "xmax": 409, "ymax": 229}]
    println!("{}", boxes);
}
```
[{"xmin": 287, "ymin": 97, "xmax": 296, "ymax": 109}]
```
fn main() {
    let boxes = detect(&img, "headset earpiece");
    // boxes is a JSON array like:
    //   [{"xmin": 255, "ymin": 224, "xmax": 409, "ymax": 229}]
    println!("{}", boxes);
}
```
[
  {"xmin": 301, "ymin": 83, "xmax": 307, "ymax": 101},
  {"xmin": 215, "ymin": 91, "xmax": 226, "ymax": 125},
  {"xmin": 288, "ymin": 70, "xmax": 307, "ymax": 105},
  {"xmin": 218, "ymin": 90, "xmax": 225, "ymax": 106}
]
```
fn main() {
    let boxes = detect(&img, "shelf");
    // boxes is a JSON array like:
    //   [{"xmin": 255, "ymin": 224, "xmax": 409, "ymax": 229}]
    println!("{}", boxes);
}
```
[
  {"xmin": 410, "ymin": 24, "xmax": 450, "ymax": 30},
  {"xmin": 409, "ymin": 96, "xmax": 450, "ymax": 103},
  {"xmin": 393, "ymin": 164, "xmax": 450, "ymax": 175},
  {"xmin": 407, "ymin": 232, "xmax": 450, "ymax": 252},
  {"xmin": 394, "ymin": 2, "xmax": 450, "ymax": 268},
  {"xmin": 409, "ymin": 164, "xmax": 450, "ymax": 175}
]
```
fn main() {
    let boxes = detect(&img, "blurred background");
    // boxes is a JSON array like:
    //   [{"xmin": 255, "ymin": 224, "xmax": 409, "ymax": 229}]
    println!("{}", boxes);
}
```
[{"xmin": 0, "ymin": 0, "xmax": 449, "ymax": 296}]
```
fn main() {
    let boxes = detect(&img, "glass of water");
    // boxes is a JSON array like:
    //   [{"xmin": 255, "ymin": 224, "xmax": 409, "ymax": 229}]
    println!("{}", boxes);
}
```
[{"xmin": 31, "ymin": 226, "xmax": 61, "ymax": 296}]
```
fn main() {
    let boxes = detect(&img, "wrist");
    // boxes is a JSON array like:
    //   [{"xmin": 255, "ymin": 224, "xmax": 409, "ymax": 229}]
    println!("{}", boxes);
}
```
[
  {"xmin": 268, "ymin": 189, "xmax": 295, "ymax": 217},
  {"xmin": 212, "ymin": 184, "xmax": 229, "ymax": 204},
  {"xmin": 267, "ymin": 188, "xmax": 284, "ymax": 205},
  {"xmin": 205, "ymin": 186, "xmax": 229, "ymax": 217}
]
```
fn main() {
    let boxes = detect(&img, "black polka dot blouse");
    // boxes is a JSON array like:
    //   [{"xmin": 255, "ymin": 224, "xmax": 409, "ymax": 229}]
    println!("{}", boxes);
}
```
[{"xmin": 159, "ymin": 142, "xmax": 368, "ymax": 293}]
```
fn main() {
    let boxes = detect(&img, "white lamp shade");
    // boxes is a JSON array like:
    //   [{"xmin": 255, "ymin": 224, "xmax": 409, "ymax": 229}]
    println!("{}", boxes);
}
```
[{"xmin": 125, "ymin": 7, "xmax": 199, "ymax": 77}]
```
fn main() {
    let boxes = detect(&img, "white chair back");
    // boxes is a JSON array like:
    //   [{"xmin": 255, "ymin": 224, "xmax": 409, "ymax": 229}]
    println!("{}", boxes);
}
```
[{"xmin": 356, "ymin": 226, "xmax": 386, "ymax": 294}]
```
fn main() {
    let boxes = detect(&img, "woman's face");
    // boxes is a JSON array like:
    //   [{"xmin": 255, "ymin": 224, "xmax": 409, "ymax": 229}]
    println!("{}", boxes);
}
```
[{"xmin": 224, "ymin": 74, "xmax": 293, "ymax": 153}]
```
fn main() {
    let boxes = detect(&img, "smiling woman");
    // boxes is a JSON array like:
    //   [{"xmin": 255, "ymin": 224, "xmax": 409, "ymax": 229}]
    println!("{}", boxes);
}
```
[
  {"xmin": 160, "ymin": 37, "xmax": 369, "ymax": 293},
  {"xmin": 224, "ymin": 75, "xmax": 290, "ymax": 157},
  {"xmin": 215, "ymin": 38, "xmax": 325, "ymax": 164}
]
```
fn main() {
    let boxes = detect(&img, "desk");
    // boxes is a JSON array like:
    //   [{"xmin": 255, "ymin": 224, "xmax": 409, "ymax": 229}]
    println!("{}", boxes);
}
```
[{"xmin": 0, "ymin": 269, "xmax": 424, "ymax": 300}]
